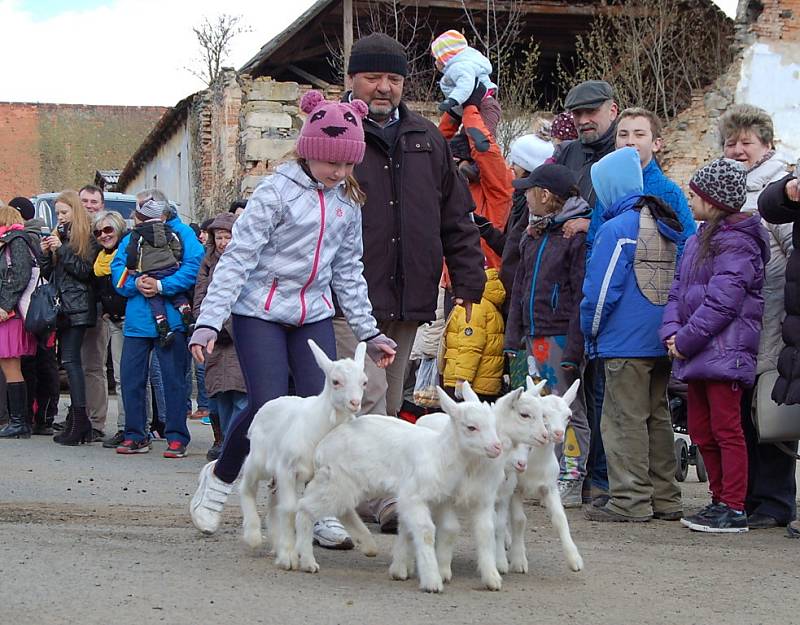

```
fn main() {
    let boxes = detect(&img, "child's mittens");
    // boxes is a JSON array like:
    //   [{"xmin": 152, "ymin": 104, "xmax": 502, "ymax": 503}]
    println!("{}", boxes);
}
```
[{"xmin": 438, "ymin": 97, "xmax": 459, "ymax": 112}]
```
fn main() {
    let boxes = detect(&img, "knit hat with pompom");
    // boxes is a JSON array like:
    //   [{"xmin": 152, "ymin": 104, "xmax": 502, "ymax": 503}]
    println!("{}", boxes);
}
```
[
  {"xmin": 296, "ymin": 90, "xmax": 368, "ymax": 164},
  {"xmin": 431, "ymin": 30, "xmax": 468, "ymax": 65}
]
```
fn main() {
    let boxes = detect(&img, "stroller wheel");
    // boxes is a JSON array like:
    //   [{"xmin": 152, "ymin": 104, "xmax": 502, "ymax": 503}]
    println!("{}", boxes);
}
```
[
  {"xmin": 674, "ymin": 438, "xmax": 689, "ymax": 482},
  {"xmin": 694, "ymin": 447, "xmax": 708, "ymax": 483}
]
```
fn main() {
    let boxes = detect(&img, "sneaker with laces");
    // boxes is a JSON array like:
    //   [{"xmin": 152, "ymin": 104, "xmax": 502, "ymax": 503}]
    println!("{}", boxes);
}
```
[
  {"xmin": 190, "ymin": 461, "xmax": 233, "ymax": 534},
  {"xmin": 116, "ymin": 438, "xmax": 151, "ymax": 454},
  {"xmin": 313, "ymin": 517, "xmax": 354, "ymax": 550},
  {"xmin": 102, "ymin": 430, "xmax": 125, "ymax": 448},
  {"xmin": 680, "ymin": 501, "xmax": 722, "ymax": 527},
  {"xmin": 686, "ymin": 503, "xmax": 748, "ymax": 533},
  {"xmin": 163, "ymin": 441, "xmax": 188, "ymax": 458},
  {"xmin": 557, "ymin": 479, "xmax": 583, "ymax": 509}
]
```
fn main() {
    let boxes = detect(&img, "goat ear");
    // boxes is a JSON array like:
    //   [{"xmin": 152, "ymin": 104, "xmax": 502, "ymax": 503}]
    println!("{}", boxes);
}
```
[
  {"xmin": 561, "ymin": 379, "xmax": 581, "ymax": 407},
  {"xmin": 496, "ymin": 386, "xmax": 523, "ymax": 410},
  {"xmin": 436, "ymin": 386, "xmax": 460, "ymax": 418},
  {"xmin": 307, "ymin": 339, "xmax": 332, "ymax": 374},
  {"xmin": 353, "ymin": 341, "xmax": 367, "ymax": 368},
  {"xmin": 461, "ymin": 380, "xmax": 480, "ymax": 403},
  {"xmin": 526, "ymin": 376, "xmax": 546, "ymax": 396}
]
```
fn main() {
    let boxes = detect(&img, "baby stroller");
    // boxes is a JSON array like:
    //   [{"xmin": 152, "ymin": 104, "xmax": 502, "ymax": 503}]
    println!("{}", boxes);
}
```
[{"xmin": 668, "ymin": 378, "xmax": 708, "ymax": 483}]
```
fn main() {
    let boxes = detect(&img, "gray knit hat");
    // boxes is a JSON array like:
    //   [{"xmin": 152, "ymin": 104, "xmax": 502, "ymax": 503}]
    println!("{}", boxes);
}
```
[
  {"xmin": 348, "ymin": 33, "xmax": 408, "ymax": 77},
  {"xmin": 689, "ymin": 158, "xmax": 747, "ymax": 214}
]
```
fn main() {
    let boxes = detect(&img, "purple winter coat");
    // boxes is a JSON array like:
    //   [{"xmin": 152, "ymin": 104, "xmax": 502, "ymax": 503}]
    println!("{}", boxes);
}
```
[{"xmin": 660, "ymin": 213, "xmax": 770, "ymax": 386}]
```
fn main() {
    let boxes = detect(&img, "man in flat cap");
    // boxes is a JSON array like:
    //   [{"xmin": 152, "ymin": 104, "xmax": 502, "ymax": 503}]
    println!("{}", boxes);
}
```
[{"xmin": 557, "ymin": 80, "xmax": 619, "ymax": 212}]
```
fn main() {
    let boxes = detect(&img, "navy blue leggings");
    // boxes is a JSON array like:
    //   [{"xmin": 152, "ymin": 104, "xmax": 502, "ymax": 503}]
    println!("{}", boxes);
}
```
[{"xmin": 213, "ymin": 315, "xmax": 336, "ymax": 484}]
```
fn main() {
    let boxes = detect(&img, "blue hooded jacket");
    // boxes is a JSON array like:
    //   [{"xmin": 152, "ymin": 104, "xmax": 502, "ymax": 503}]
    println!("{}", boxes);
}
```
[
  {"xmin": 111, "ymin": 215, "xmax": 204, "ymax": 338},
  {"xmin": 586, "ymin": 157, "xmax": 696, "ymax": 259},
  {"xmin": 580, "ymin": 147, "xmax": 682, "ymax": 358}
]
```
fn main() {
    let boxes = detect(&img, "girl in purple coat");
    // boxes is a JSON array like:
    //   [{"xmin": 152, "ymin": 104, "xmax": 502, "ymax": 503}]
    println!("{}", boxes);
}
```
[{"xmin": 660, "ymin": 158, "xmax": 769, "ymax": 534}]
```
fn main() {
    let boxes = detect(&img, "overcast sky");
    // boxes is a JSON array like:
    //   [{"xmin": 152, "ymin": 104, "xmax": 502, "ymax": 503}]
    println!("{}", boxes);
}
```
[{"xmin": 0, "ymin": 0, "xmax": 738, "ymax": 107}]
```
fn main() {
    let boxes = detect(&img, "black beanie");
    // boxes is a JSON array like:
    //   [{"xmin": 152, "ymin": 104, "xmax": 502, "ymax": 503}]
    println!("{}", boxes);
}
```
[
  {"xmin": 9, "ymin": 196, "xmax": 35, "ymax": 221},
  {"xmin": 348, "ymin": 33, "xmax": 408, "ymax": 77}
]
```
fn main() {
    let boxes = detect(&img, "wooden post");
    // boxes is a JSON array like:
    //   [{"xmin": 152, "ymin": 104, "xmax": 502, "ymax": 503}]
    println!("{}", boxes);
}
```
[{"xmin": 343, "ymin": 0, "xmax": 353, "ymax": 75}]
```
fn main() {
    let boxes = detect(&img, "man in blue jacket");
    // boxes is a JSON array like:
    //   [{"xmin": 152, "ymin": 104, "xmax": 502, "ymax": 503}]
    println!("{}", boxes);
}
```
[
  {"xmin": 111, "ymin": 189, "xmax": 204, "ymax": 458},
  {"xmin": 580, "ymin": 147, "xmax": 683, "ymax": 522}
]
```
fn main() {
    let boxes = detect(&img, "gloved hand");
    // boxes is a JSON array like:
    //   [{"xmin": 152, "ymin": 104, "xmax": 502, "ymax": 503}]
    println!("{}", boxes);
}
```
[
  {"xmin": 463, "ymin": 80, "xmax": 487, "ymax": 109},
  {"xmin": 366, "ymin": 333, "xmax": 397, "ymax": 368},
  {"xmin": 189, "ymin": 327, "xmax": 218, "ymax": 364},
  {"xmin": 472, "ymin": 213, "xmax": 491, "ymax": 231},
  {"xmin": 438, "ymin": 97, "xmax": 459, "ymax": 112}
]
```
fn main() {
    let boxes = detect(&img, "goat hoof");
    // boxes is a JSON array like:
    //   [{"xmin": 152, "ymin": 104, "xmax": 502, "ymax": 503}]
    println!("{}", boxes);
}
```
[
  {"xmin": 389, "ymin": 563, "xmax": 410, "ymax": 581},
  {"xmin": 275, "ymin": 552, "xmax": 298, "ymax": 571},
  {"xmin": 242, "ymin": 529, "xmax": 263, "ymax": 549},
  {"xmin": 299, "ymin": 557, "xmax": 320, "ymax": 573},
  {"xmin": 358, "ymin": 537, "xmax": 379, "ymax": 557},
  {"xmin": 496, "ymin": 557, "xmax": 509, "ymax": 575},
  {"xmin": 439, "ymin": 567, "xmax": 452, "ymax": 583},
  {"xmin": 509, "ymin": 558, "xmax": 528, "ymax": 574},
  {"xmin": 419, "ymin": 579, "xmax": 444, "ymax": 593},
  {"xmin": 482, "ymin": 569, "xmax": 503, "ymax": 591},
  {"xmin": 568, "ymin": 554, "xmax": 584, "ymax": 572}
]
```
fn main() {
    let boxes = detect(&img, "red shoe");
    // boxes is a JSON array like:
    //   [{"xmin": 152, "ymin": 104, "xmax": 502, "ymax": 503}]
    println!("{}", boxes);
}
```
[
  {"xmin": 164, "ymin": 440, "xmax": 188, "ymax": 458},
  {"xmin": 116, "ymin": 439, "xmax": 151, "ymax": 454}
]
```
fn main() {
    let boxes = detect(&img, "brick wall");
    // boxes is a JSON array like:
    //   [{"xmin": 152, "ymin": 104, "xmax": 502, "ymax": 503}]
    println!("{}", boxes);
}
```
[
  {"xmin": 750, "ymin": 0, "xmax": 800, "ymax": 41},
  {"xmin": 0, "ymin": 103, "xmax": 40, "ymax": 201},
  {"xmin": 0, "ymin": 102, "xmax": 165, "ymax": 202}
]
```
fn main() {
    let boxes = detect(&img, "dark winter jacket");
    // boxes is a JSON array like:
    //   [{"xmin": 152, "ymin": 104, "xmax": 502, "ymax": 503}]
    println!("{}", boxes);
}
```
[
  {"xmin": 93, "ymin": 242, "xmax": 128, "ymax": 322},
  {"xmin": 126, "ymin": 220, "xmax": 183, "ymax": 273},
  {"xmin": 758, "ymin": 174, "xmax": 800, "ymax": 402},
  {"xmin": 505, "ymin": 197, "xmax": 590, "ymax": 366},
  {"xmin": 660, "ymin": 213, "xmax": 769, "ymax": 386},
  {"xmin": 0, "ymin": 227, "xmax": 34, "ymax": 314},
  {"xmin": 350, "ymin": 98, "xmax": 485, "ymax": 321},
  {"xmin": 554, "ymin": 123, "xmax": 617, "ymax": 209},
  {"xmin": 193, "ymin": 248, "xmax": 245, "ymax": 396},
  {"xmin": 40, "ymin": 227, "xmax": 97, "ymax": 328}
]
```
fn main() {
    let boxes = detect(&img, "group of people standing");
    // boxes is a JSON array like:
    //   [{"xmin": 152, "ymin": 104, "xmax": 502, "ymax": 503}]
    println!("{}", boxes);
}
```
[{"xmin": 1, "ymin": 29, "xmax": 798, "ymax": 542}]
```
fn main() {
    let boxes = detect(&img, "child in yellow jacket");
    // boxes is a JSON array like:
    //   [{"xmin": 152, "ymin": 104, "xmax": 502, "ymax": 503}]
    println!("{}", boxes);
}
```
[{"xmin": 442, "ymin": 268, "xmax": 505, "ymax": 401}]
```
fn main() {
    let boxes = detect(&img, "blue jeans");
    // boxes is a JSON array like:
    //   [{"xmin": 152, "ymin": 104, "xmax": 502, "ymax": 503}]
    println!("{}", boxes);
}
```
[
  {"xmin": 214, "ymin": 390, "xmax": 248, "ymax": 436},
  {"xmin": 586, "ymin": 358, "xmax": 609, "ymax": 491},
  {"xmin": 213, "ymin": 315, "xmax": 335, "ymax": 484},
  {"xmin": 121, "ymin": 332, "xmax": 190, "ymax": 445},
  {"xmin": 149, "ymin": 350, "xmax": 166, "ymax": 425},
  {"xmin": 186, "ymin": 360, "xmax": 209, "ymax": 411}
]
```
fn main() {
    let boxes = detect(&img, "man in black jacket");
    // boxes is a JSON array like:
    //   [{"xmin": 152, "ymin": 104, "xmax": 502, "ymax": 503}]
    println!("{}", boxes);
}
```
[{"xmin": 333, "ymin": 33, "xmax": 485, "ymax": 419}]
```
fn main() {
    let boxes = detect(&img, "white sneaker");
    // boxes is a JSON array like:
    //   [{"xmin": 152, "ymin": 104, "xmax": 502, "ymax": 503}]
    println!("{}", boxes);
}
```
[
  {"xmin": 190, "ymin": 461, "xmax": 233, "ymax": 534},
  {"xmin": 557, "ymin": 479, "xmax": 584, "ymax": 509},
  {"xmin": 313, "ymin": 517, "xmax": 354, "ymax": 550}
]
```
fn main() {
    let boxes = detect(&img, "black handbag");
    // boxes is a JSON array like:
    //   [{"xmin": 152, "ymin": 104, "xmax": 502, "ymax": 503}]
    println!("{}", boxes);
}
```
[{"xmin": 24, "ymin": 275, "xmax": 60, "ymax": 336}]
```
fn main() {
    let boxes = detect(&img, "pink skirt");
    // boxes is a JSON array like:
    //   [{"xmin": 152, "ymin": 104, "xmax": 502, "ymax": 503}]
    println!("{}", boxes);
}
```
[{"xmin": 0, "ymin": 317, "xmax": 36, "ymax": 358}]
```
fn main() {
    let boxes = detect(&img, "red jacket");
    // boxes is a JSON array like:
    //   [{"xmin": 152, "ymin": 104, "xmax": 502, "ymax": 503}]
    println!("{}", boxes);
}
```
[{"xmin": 439, "ymin": 106, "xmax": 514, "ymax": 269}]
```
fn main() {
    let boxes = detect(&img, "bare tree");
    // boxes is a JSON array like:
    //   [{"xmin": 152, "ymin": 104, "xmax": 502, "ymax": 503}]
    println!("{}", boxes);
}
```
[
  {"xmin": 188, "ymin": 14, "xmax": 252, "ymax": 86},
  {"xmin": 325, "ymin": 1, "xmax": 437, "ymax": 101},
  {"xmin": 460, "ymin": 0, "xmax": 524, "ymax": 90},
  {"xmin": 556, "ymin": 0, "xmax": 734, "ymax": 121}
]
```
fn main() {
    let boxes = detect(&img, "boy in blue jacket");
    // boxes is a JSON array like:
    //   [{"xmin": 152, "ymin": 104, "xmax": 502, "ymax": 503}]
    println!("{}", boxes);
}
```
[
  {"xmin": 580, "ymin": 147, "xmax": 683, "ymax": 522},
  {"xmin": 111, "ymin": 190, "xmax": 204, "ymax": 458}
]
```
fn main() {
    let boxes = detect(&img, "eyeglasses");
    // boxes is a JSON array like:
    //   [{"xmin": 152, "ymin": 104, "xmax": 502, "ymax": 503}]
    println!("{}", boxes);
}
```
[{"xmin": 93, "ymin": 226, "xmax": 115, "ymax": 238}]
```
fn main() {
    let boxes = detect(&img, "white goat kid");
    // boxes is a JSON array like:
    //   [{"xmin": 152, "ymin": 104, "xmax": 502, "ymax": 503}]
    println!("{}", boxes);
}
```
[
  {"xmin": 396, "ymin": 381, "xmax": 549, "ymax": 588},
  {"xmin": 500, "ymin": 377, "xmax": 584, "ymax": 574},
  {"xmin": 293, "ymin": 387, "xmax": 502, "ymax": 593},
  {"xmin": 239, "ymin": 340, "xmax": 371, "ymax": 570}
]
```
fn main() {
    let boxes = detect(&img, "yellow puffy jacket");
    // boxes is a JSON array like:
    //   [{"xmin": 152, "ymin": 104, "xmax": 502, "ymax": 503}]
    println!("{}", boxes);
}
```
[{"xmin": 442, "ymin": 268, "xmax": 505, "ymax": 396}]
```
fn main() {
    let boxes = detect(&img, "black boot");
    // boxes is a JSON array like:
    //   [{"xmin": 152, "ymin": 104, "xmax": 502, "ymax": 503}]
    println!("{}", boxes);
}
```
[
  {"xmin": 0, "ymin": 382, "xmax": 32, "ymax": 439},
  {"xmin": 53, "ymin": 406, "xmax": 74, "ymax": 442},
  {"xmin": 32, "ymin": 397, "xmax": 54, "ymax": 435},
  {"xmin": 56, "ymin": 406, "xmax": 92, "ymax": 446},
  {"xmin": 206, "ymin": 412, "xmax": 224, "ymax": 461}
]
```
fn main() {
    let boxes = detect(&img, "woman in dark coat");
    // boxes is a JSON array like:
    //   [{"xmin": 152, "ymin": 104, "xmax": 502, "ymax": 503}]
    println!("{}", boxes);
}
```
[{"xmin": 40, "ymin": 190, "xmax": 97, "ymax": 446}]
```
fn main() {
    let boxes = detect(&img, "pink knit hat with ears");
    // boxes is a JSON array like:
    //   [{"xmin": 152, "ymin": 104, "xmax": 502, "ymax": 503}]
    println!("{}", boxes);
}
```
[{"xmin": 296, "ymin": 90, "xmax": 368, "ymax": 164}]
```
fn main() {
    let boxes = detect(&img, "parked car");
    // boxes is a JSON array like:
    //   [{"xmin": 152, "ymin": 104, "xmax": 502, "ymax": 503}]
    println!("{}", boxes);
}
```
[{"xmin": 31, "ymin": 192, "xmax": 179, "ymax": 230}]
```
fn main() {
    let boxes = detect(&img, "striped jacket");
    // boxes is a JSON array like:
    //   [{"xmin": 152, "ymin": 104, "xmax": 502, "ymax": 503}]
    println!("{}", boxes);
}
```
[{"xmin": 195, "ymin": 161, "xmax": 379, "ymax": 341}]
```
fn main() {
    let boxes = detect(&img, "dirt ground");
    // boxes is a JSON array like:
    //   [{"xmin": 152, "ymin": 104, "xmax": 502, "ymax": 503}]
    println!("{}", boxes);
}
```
[{"xmin": 1, "ymin": 410, "xmax": 798, "ymax": 625}]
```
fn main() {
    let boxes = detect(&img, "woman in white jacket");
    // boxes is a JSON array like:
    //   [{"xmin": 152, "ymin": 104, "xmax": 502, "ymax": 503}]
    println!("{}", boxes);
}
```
[
  {"xmin": 719, "ymin": 104, "xmax": 796, "ymax": 530},
  {"xmin": 188, "ymin": 91, "xmax": 396, "ymax": 543}
]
